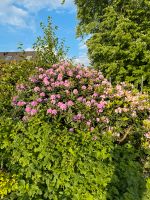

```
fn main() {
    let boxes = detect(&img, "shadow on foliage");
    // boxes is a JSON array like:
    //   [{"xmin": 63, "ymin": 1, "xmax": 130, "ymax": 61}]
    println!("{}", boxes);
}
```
[{"xmin": 106, "ymin": 142, "xmax": 146, "ymax": 200}]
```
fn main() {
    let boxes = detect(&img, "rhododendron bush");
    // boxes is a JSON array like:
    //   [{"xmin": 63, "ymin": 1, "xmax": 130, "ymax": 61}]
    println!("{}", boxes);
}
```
[
  {"xmin": 1, "ymin": 61, "xmax": 150, "ymax": 199},
  {"xmin": 12, "ymin": 61, "xmax": 150, "ymax": 145}
]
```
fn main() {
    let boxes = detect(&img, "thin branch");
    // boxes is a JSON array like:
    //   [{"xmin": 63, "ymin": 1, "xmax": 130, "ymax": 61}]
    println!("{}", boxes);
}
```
[{"xmin": 117, "ymin": 126, "xmax": 132, "ymax": 144}]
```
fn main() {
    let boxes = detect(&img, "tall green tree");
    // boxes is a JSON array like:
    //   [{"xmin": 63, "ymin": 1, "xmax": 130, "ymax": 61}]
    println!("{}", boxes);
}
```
[
  {"xmin": 72, "ymin": 0, "xmax": 150, "ymax": 90},
  {"xmin": 33, "ymin": 16, "xmax": 68, "ymax": 66}
]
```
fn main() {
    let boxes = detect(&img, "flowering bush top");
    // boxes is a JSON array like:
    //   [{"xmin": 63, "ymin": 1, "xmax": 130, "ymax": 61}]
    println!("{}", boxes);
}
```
[{"xmin": 12, "ymin": 61, "xmax": 150, "ymax": 146}]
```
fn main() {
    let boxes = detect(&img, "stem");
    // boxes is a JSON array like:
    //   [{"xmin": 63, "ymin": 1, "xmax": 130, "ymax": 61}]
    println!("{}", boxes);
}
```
[{"xmin": 117, "ymin": 126, "xmax": 132, "ymax": 144}]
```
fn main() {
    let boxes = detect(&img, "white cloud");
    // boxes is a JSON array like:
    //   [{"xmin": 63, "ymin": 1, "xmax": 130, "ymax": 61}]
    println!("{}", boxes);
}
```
[
  {"xmin": 25, "ymin": 47, "xmax": 34, "ymax": 51},
  {"xmin": 0, "ymin": 1, "xmax": 29, "ymax": 27},
  {"xmin": 79, "ymin": 41, "xmax": 87, "ymax": 50},
  {"xmin": 16, "ymin": 0, "xmax": 74, "ymax": 12},
  {"xmin": 73, "ymin": 39, "xmax": 90, "ymax": 66},
  {"xmin": 0, "ymin": 0, "xmax": 75, "ymax": 28},
  {"xmin": 73, "ymin": 53, "xmax": 90, "ymax": 66}
]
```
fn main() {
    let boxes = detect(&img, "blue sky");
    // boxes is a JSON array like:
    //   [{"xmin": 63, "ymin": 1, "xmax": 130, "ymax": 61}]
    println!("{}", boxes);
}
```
[{"xmin": 0, "ymin": 0, "xmax": 89, "ymax": 65}]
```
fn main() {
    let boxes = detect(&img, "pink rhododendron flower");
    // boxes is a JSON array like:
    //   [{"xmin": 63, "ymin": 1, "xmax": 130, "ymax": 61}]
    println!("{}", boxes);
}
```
[
  {"xmin": 73, "ymin": 89, "xmax": 78, "ymax": 95},
  {"xmin": 101, "ymin": 116, "xmax": 109, "ymax": 123},
  {"xmin": 97, "ymin": 101, "xmax": 106, "ymax": 109},
  {"xmin": 90, "ymin": 127, "xmax": 95, "ymax": 132},
  {"xmin": 57, "ymin": 102, "xmax": 67, "ymax": 110},
  {"xmin": 22, "ymin": 116, "xmax": 29, "ymax": 122},
  {"xmin": 50, "ymin": 78, "xmax": 54, "ymax": 82},
  {"xmin": 12, "ymin": 96, "xmax": 19, "ymax": 105},
  {"xmin": 34, "ymin": 87, "xmax": 40, "ymax": 92},
  {"xmin": 97, "ymin": 109, "xmax": 103, "ymax": 113},
  {"xmin": 25, "ymin": 106, "xmax": 31, "ymax": 113},
  {"xmin": 30, "ymin": 109, "xmax": 37, "ymax": 116},
  {"xmin": 64, "ymin": 80, "xmax": 70, "ymax": 87},
  {"xmin": 31, "ymin": 101, "xmax": 38, "ymax": 107},
  {"xmin": 99, "ymin": 75, "xmax": 104, "ymax": 79},
  {"xmin": 78, "ymin": 70, "xmax": 83, "ymax": 75},
  {"xmin": 57, "ymin": 73, "xmax": 63, "ymax": 81},
  {"xmin": 81, "ymin": 85, "xmax": 86, "ymax": 90},
  {"xmin": 47, "ymin": 86, "xmax": 52, "ymax": 91},
  {"xmin": 67, "ymin": 100, "xmax": 74, "ymax": 107},
  {"xmin": 91, "ymin": 99, "xmax": 96, "ymax": 104},
  {"xmin": 82, "ymin": 98, "xmax": 86, "ymax": 103},
  {"xmin": 29, "ymin": 77, "xmax": 37, "ymax": 83},
  {"xmin": 44, "ymin": 98, "xmax": 48, "ymax": 102},
  {"xmin": 122, "ymin": 108, "xmax": 129, "ymax": 112},
  {"xmin": 69, "ymin": 128, "xmax": 74, "ymax": 132},
  {"xmin": 47, "ymin": 108, "xmax": 52, "ymax": 114},
  {"xmin": 65, "ymin": 90, "xmax": 70, "ymax": 95},
  {"xmin": 38, "ymin": 67, "xmax": 44, "ymax": 72},
  {"xmin": 100, "ymin": 95, "xmax": 106, "ymax": 99},
  {"xmin": 131, "ymin": 111, "xmax": 137, "ymax": 117},
  {"xmin": 96, "ymin": 118, "xmax": 100, "ymax": 122},
  {"xmin": 56, "ymin": 94, "xmax": 61, "ymax": 99},
  {"xmin": 51, "ymin": 100, "xmax": 56, "ymax": 104},
  {"xmin": 37, "ymin": 98, "xmax": 42, "ymax": 103},
  {"xmin": 67, "ymin": 70, "xmax": 73, "ymax": 76},
  {"xmin": 40, "ymin": 92, "xmax": 45, "ymax": 97},
  {"xmin": 50, "ymin": 94, "xmax": 56, "ymax": 100},
  {"xmin": 51, "ymin": 109, "xmax": 57, "ymax": 115},
  {"xmin": 46, "ymin": 68, "xmax": 54, "ymax": 75},
  {"xmin": 59, "ymin": 65, "xmax": 65, "ymax": 71},
  {"xmin": 88, "ymin": 85, "xmax": 92, "ymax": 90},
  {"xmin": 73, "ymin": 113, "xmax": 84, "ymax": 121},
  {"xmin": 43, "ymin": 77, "xmax": 49, "ymax": 85},
  {"xmin": 115, "ymin": 107, "xmax": 122, "ymax": 114},
  {"xmin": 145, "ymin": 132, "xmax": 150, "ymax": 139},
  {"xmin": 54, "ymin": 81, "xmax": 60, "ymax": 87},
  {"xmin": 12, "ymin": 96, "xmax": 18, "ymax": 102},
  {"xmin": 102, "ymin": 79, "xmax": 108, "ymax": 85},
  {"xmin": 39, "ymin": 74, "xmax": 44, "ymax": 79},
  {"xmin": 76, "ymin": 75, "xmax": 81, "ymax": 79},
  {"xmin": 85, "ymin": 101, "xmax": 91, "ymax": 107},
  {"xmin": 17, "ymin": 101, "xmax": 26, "ymax": 106},
  {"xmin": 93, "ymin": 93, "xmax": 98, "ymax": 97},
  {"xmin": 77, "ymin": 97, "xmax": 83, "ymax": 102},
  {"xmin": 47, "ymin": 108, "xmax": 57, "ymax": 115},
  {"xmin": 16, "ymin": 84, "xmax": 25, "ymax": 90},
  {"xmin": 86, "ymin": 121, "xmax": 91, "ymax": 126},
  {"xmin": 94, "ymin": 84, "xmax": 100, "ymax": 87}
]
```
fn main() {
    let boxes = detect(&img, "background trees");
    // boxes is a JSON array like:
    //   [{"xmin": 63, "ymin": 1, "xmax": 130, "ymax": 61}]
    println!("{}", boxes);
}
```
[{"xmin": 73, "ymin": 0, "xmax": 150, "ymax": 90}]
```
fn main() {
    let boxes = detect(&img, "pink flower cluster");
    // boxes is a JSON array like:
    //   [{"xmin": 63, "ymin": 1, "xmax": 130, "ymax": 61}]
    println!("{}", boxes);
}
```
[
  {"xmin": 12, "ymin": 61, "xmax": 150, "ymax": 145},
  {"xmin": 57, "ymin": 102, "xmax": 67, "ymax": 110},
  {"xmin": 25, "ymin": 106, "xmax": 37, "ymax": 116},
  {"xmin": 47, "ymin": 108, "xmax": 57, "ymax": 115},
  {"xmin": 16, "ymin": 84, "xmax": 26, "ymax": 91},
  {"xmin": 73, "ymin": 113, "xmax": 85, "ymax": 121}
]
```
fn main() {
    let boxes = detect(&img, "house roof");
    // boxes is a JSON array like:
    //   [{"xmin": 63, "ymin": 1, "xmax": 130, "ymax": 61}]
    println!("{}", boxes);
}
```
[{"xmin": 0, "ymin": 51, "xmax": 36, "ymax": 61}]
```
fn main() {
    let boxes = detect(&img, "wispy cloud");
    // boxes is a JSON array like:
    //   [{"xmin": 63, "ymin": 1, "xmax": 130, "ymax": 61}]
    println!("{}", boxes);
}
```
[
  {"xmin": 25, "ymin": 47, "xmax": 34, "ymax": 51},
  {"xmin": 73, "ymin": 53, "xmax": 90, "ymax": 66},
  {"xmin": 73, "ymin": 39, "xmax": 90, "ymax": 66},
  {"xmin": 0, "ymin": 0, "xmax": 75, "ymax": 28},
  {"xmin": 16, "ymin": 0, "xmax": 74, "ymax": 12},
  {"xmin": 0, "ymin": 1, "xmax": 29, "ymax": 28}
]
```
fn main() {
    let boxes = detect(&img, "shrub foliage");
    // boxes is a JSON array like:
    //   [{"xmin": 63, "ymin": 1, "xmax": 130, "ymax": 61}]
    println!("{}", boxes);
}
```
[{"xmin": 0, "ymin": 62, "xmax": 150, "ymax": 199}]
